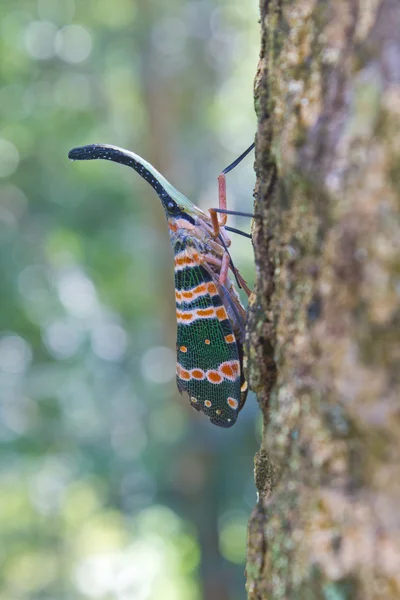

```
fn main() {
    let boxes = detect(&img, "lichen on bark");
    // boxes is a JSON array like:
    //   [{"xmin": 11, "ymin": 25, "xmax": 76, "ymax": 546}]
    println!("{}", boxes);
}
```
[{"xmin": 246, "ymin": 1, "xmax": 400, "ymax": 598}]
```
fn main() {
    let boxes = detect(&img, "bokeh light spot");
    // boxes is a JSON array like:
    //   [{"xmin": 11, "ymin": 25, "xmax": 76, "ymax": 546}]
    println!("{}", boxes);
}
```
[
  {"xmin": 4, "ymin": 550, "xmax": 58, "ymax": 593},
  {"xmin": 218, "ymin": 511, "xmax": 248, "ymax": 564},
  {"xmin": 0, "ymin": 139, "xmax": 19, "ymax": 177},
  {"xmin": 0, "ymin": 184, "xmax": 27, "ymax": 226},
  {"xmin": 0, "ymin": 334, "xmax": 32, "ymax": 374},
  {"xmin": 141, "ymin": 346, "xmax": 176, "ymax": 384},
  {"xmin": 55, "ymin": 25, "xmax": 92, "ymax": 64},
  {"xmin": 43, "ymin": 319, "xmax": 84, "ymax": 359},
  {"xmin": 91, "ymin": 323, "xmax": 128, "ymax": 362},
  {"xmin": 57, "ymin": 269, "xmax": 99, "ymax": 317},
  {"xmin": 23, "ymin": 20, "xmax": 57, "ymax": 60}
]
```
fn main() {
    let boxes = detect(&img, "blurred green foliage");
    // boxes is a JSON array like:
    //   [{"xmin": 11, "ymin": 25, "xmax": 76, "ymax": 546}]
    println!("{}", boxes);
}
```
[{"xmin": 0, "ymin": 1, "xmax": 259, "ymax": 598}]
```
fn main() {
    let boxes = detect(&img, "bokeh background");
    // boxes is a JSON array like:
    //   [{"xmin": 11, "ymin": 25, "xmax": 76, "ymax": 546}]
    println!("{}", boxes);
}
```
[{"xmin": 0, "ymin": 1, "xmax": 259, "ymax": 599}]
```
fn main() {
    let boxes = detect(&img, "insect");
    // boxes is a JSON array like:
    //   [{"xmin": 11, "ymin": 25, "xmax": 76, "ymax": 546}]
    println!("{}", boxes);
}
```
[{"xmin": 68, "ymin": 142, "xmax": 254, "ymax": 427}]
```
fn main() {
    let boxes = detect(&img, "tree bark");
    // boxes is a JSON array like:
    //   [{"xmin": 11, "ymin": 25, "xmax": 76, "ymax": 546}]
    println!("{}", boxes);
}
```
[{"xmin": 246, "ymin": 1, "xmax": 400, "ymax": 598}]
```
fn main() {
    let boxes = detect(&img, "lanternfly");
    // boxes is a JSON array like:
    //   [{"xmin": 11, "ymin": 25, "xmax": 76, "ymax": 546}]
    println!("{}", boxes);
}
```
[{"xmin": 68, "ymin": 142, "xmax": 254, "ymax": 428}]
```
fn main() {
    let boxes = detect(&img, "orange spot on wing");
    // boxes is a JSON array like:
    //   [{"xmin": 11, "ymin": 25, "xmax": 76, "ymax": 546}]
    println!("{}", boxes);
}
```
[
  {"xmin": 177, "ymin": 284, "xmax": 207, "ymax": 303},
  {"xmin": 231, "ymin": 361, "xmax": 240, "ymax": 375},
  {"xmin": 220, "ymin": 364, "xmax": 235, "ymax": 378},
  {"xmin": 175, "ymin": 291, "xmax": 182, "ymax": 302},
  {"xmin": 207, "ymin": 370, "xmax": 223, "ymax": 384},
  {"xmin": 216, "ymin": 307, "xmax": 228, "ymax": 321},
  {"xmin": 227, "ymin": 397, "xmax": 239, "ymax": 410},
  {"xmin": 194, "ymin": 283, "xmax": 206, "ymax": 295},
  {"xmin": 168, "ymin": 222, "xmax": 177, "ymax": 232},
  {"xmin": 219, "ymin": 360, "xmax": 240, "ymax": 381},
  {"xmin": 179, "ymin": 368, "xmax": 191, "ymax": 381},
  {"xmin": 207, "ymin": 283, "xmax": 218, "ymax": 295},
  {"xmin": 174, "ymin": 250, "xmax": 200, "ymax": 270},
  {"xmin": 180, "ymin": 345, "xmax": 187, "ymax": 353},
  {"xmin": 225, "ymin": 334, "xmax": 235, "ymax": 344},
  {"xmin": 191, "ymin": 369, "xmax": 205, "ymax": 380},
  {"xmin": 205, "ymin": 339, "xmax": 211, "ymax": 345},
  {"xmin": 177, "ymin": 310, "xmax": 193, "ymax": 321},
  {"xmin": 204, "ymin": 400, "xmax": 212, "ymax": 408},
  {"xmin": 196, "ymin": 308, "xmax": 215, "ymax": 318}
]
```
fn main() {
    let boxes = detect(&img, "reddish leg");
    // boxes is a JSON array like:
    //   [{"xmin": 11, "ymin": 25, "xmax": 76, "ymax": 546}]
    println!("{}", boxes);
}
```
[
  {"xmin": 202, "ymin": 252, "xmax": 251, "ymax": 297},
  {"xmin": 209, "ymin": 208, "xmax": 220, "ymax": 238},
  {"xmin": 221, "ymin": 252, "xmax": 253, "ymax": 298},
  {"xmin": 201, "ymin": 252, "xmax": 229, "ymax": 285},
  {"xmin": 219, "ymin": 252, "xmax": 230, "ymax": 286},
  {"xmin": 208, "ymin": 172, "xmax": 228, "ymax": 238},
  {"xmin": 217, "ymin": 173, "xmax": 228, "ymax": 226},
  {"xmin": 201, "ymin": 254, "xmax": 222, "ymax": 268}
]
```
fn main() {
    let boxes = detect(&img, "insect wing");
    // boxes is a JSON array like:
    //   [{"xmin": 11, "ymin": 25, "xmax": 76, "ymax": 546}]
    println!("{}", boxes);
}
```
[{"xmin": 174, "ymin": 241, "xmax": 242, "ymax": 427}]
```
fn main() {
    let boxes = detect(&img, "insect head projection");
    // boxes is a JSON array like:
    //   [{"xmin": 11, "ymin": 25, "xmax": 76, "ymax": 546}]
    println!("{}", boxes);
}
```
[{"xmin": 68, "ymin": 142, "xmax": 254, "ymax": 428}]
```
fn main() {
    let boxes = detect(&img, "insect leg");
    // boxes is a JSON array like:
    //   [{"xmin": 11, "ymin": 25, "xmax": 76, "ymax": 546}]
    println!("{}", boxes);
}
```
[
  {"xmin": 209, "ymin": 208, "xmax": 221, "ymax": 238},
  {"xmin": 202, "ymin": 251, "xmax": 250, "ymax": 296},
  {"xmin": 209, "ymin": 142, "xmax": 255, "ymax": 236},
  {"xmin": 219, "ymin": 252, "xmax": 230, "ymax": 286},
  {"xmin": 219, "ymin": 251, "xmax": 252, "ymax": 297},
  {"xmin": 232, "ymin": 268, "xmax": 252, "ymax": 297},
  {"xmin": 201, "ymin": 254, "xmax": 222, "ymax": 268},
  {"xmin": 206, "ymin": 167, "xmax": 230, "ymax": 236},
  {"xmin": 217, "ymin": 230, "xmax": 250, "ymax": 294},
  {"xmin": 217, "ymin": 172, "xmax": 228, "ymax": 227}
]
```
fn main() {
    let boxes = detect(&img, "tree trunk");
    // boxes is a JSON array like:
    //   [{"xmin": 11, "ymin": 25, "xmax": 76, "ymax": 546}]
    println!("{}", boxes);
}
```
[{"xmin": 246, "ymin": 1, "xmax": 400, "ymax": 598}]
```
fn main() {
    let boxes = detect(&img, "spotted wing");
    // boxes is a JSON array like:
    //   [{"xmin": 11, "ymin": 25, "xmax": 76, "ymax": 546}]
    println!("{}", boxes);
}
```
[{"xmin": 174, "ymin": 239, "xmax": 245, "ymax": 428}]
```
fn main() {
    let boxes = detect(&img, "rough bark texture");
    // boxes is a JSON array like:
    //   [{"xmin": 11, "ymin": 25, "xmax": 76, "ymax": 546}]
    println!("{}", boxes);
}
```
[{"xmin": 246, "ymin": 1, "xmax": 400, "ymax": 598}]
